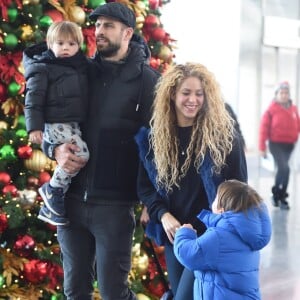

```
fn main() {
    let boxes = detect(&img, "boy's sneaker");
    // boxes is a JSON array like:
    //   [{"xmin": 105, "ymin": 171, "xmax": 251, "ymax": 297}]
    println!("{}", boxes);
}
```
[
  {"xmin": 38, "ymin": 183, "xmax": 65, "ymax": 216},
  {"xmin": 38, "ymin": 205, "xmax": 69, "ymax": 226}
]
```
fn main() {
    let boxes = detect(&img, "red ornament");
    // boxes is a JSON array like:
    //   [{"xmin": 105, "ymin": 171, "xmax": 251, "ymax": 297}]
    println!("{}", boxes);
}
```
[
  {"xmin": 143, "ymin": 14, "xmax": 160, "ymax": 30},
  {"xmin": 146, "ymin": 280, "xmax": 167, "ymax": 297},
  {"xmin": 13, "ymin": 234, "xmax": 36, "ymax": 257},
  {"xmin": 0, "ymin": 213, "xmax": 8, "ymax": 233},
  {"xmin": 23, "ymin": 259, "xmax": 48, "ymax": 284},
  {"xmin": 17, "ymin": 145, "xmax": 33, "ymax": 159},
  {"xmin": 47, "ymin": 263, "xmax": 63, "ymax": 289},
  {"xmin": 44, "ymin": 9, "xmax": 64, "ymax": 22},
  {"xmin": 0, "ymin": 172, "xmax": 11, "ymax": 185},
  {"xmin": 149, "ymin": 0, "xmax": 160, "ymax": 10},
  {"xmin": 46, "ymin": 223, "xmax": 57, "ymax": 230},
  {"xmin": 2, "ymin": 184, "xmax": 18, "ymax": 196},
  {"xmin": 0, "ymin": 82, "xmax": 7, "ymax": 103},
  {"xmin": 151, "ymin": 27, "xmax": 166, "ymax": 41},
  {"xmin": 38, "ymin": 171, "xmax": 51, "ymax": 185},
  {"xmin": 83, "ymin": 27, "xmax": 96, "ymax": 57},
  {"xmin": 150, "ymin": 57, "xmax": 161, "ymax": 70}
]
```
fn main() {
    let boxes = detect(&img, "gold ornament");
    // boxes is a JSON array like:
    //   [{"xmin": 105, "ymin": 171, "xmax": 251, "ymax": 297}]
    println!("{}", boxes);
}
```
[
  {"xmin": 23, "ymin": 0, "xmax": 40, "ymax": 4},
  {"xmin": 136, "ymin": 294, "xmax": 151, "ymax": 300},
  {"xmin": 0, "ymin": 121, "xmax": 8, "ymax": 132},
  {"xmin": 158, "ymin": 45, "xmax": 173, "ymax": 63},
  {"xmin": 132, "ymin": 243, "xmax": 141, "ymax": 257},
  {"xmin": 132, "ymin": 252, "xmax": 149, "ymax": 275},
  {"xmin": 18, "ymin": 189, "xmax": 37, "ymax": 209},
  {"xmin": 136, "ymin": 15, "xmax": 145, "ymax": 30},
  {"xmin": 24, "ymin": 149, "xmax": 49, "ymax": 172},
  {"xmin": 20, "ymin": 24, "xmax": 33, "ymax": 41},
  {"xmin": 18, "ymin": 61, "xmax": 25, "ymax": 75},
  {"xmin": 69, "ymin": 6, "xmax": 86, "ymax": 24},
  {"xmin": 46, "ymin": 159, "xmax": 57, "ymax": 172}
]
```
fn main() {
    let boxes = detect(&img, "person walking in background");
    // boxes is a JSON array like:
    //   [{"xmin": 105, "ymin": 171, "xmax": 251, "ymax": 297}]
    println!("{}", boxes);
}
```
[
  {"xmin": 44, "ymin": 3, "xmax": 160, "ymax": 300},
  {"xmin": 23, "ymin": 21, "xmax": 89, "ymax": 226},
  {"xmin": 259, "ymin": 81, "xmax": 300, "ymax": 210},
  {"xmin": 135, "ymin": 63, "xmax": 247, "ymax": 300},
  {"xmin": 173, "ymin": 179, "xmax": 272, "ymax": 300}
]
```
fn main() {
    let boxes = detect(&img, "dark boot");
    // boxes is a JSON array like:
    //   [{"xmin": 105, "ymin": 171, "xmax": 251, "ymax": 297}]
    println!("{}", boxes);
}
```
[
  {"xmin": 278, "ymin": 189, "xmax": 290, "ymax": 210},
  {"xmin": 271, "ymin": 186, "xmax": 280, "ymax": 207}
]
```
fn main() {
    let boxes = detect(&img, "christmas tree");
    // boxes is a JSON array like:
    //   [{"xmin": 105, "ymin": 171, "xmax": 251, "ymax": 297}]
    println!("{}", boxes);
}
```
[{"xmin": 0, "ymin": 0, "xmax": 175, "ymax": 299}]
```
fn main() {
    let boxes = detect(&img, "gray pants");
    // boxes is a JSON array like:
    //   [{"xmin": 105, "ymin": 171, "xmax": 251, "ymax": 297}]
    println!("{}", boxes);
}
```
[{"xmin": 44, "ymin": 122, "xmax": 89, "ymax": 192}]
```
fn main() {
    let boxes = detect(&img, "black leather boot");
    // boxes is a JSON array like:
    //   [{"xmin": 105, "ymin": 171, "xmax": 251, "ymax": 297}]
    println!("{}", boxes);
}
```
[
  {"xmin": 271, "ymin": 186, "xmax": 280, "ymax": 207},
  {"xmin": 279, "ymin": 190, "xmax": 290, "ymax": 210}
]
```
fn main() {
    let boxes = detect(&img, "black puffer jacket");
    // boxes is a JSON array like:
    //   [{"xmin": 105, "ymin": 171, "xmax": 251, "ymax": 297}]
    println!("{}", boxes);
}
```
[
  {"xmin": 67, "ymin": 35, "xmax": 160, "ymax": 205},
  {"xmin": 23, "ymin": 42, "xmax": 89, "ymax": 133}
]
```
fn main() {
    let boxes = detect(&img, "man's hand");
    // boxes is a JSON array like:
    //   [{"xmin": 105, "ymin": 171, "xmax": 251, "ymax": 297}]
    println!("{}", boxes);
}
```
[
  {"xmin": 55, "ymin": 143, "xmax": 87, "ymax": 174},
  {"xmin": 140, "ymin": 206, "xmax": 150, "ymax": 226}
]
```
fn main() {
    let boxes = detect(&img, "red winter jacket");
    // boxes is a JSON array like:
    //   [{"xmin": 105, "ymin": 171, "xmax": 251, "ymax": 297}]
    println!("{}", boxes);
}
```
[{"xmin": 259, "ymin": 100, "xmax": 300, "ymax": 151}]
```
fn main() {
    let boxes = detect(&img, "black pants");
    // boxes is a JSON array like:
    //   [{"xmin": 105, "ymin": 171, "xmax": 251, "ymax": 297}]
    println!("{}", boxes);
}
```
[
  {"xmin": 57, "ymin": 200, "xmax": 137, "ymax": 300},
  {"xmin": 269, "ymin": 141, "xmax": 294, "ymax": 193},
  {"xmin": 164, "ymin": 242, "xmax": 194, "ymax": 300}
]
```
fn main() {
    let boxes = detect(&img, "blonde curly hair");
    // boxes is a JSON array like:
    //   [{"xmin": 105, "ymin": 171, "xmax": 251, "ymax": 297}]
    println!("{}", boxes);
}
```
[{"xmin": 150, "ymin": 62, "xmax": 234, "ymax": 193}]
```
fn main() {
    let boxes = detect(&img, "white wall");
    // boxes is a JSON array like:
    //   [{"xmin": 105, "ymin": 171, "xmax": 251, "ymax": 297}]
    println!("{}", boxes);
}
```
[{"xmin": 161, "ymin": 0, "xmax": 241, "ymax": 107}]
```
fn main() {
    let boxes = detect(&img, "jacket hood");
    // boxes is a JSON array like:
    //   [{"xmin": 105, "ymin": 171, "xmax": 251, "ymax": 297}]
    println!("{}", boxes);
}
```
[
  {"xmin": 23, "ymin": 42, "xmax": 87, "ymax": 77},
  {"xmin": 23, "ymin": 42, "xmax": 49, "ymax": 65},
  {"xmin": 199, "ymin": 203, "xmax": 272, "ymax": 250},
  {"xmin": 130, "ymin": 34, "xmax": 151, "ymax": 63}
]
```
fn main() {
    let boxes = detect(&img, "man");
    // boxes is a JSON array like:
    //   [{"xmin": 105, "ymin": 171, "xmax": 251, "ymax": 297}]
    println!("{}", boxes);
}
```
[{"xmin": 48, "ymin": 3, "xmax": 160, "ymax": 299}]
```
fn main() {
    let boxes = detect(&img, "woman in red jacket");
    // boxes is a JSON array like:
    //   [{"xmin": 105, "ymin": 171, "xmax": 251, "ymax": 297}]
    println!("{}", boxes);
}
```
[{"xmin": 259, "ymin": 81, "xmax": 300, "ymax": 209}]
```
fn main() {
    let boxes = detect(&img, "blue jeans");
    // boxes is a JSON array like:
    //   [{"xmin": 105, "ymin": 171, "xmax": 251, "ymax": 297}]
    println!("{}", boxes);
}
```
[
  {"xmin": 57, "ymin": 199, "xmax": 137, "ymax": 300},
  {"xmin": 269, "ymin": 141, "xmax": 294, "ymax": 192},
  {"xmin": 164, "ymin": 242, "xmax": 194, "ymax": 300}
]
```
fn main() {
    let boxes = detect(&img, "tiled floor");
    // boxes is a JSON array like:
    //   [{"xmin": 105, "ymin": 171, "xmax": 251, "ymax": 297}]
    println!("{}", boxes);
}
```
[{"xmin": 246, "ymin": 153, "xmax": 300, "ymax": 300}]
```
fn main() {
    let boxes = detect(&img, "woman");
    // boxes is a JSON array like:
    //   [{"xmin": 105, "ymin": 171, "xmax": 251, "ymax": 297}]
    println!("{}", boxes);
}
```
[
  {"xmin": 259, "ymin": 81, "xmax": 300, "ymax": 209},
  {"xmin": 135, "ymin": 63, "xmax": 247, "ymax": 299}
]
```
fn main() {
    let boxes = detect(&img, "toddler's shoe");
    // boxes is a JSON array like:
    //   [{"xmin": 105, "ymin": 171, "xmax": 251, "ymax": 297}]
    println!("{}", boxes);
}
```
[
  {"xmin": 38, "ymin": 205, "xmax": 69, "ymax": 226},
  {"xmin": 38, "ymin": 183, "xmax": 65, "ymax": 216}
]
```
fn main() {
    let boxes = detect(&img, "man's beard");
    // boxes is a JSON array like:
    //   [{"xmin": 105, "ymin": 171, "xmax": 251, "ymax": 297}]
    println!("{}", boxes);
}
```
[{"xmin": 97, "ymin": 40, "xmax": 121, "ymax": 58}]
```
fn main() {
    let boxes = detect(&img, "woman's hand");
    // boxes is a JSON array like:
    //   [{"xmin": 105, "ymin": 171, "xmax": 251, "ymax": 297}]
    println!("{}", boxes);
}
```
[
  {"xmin": 55, "ymin": 143, "xmax": 87, "ymax": 174},
  {"xmin": 260, "ymin": 150, "xmax": 267, "ymax": 159},
  {"xmin": 161, "ymin": 212, "xmax": 181, "ymax": 244}
]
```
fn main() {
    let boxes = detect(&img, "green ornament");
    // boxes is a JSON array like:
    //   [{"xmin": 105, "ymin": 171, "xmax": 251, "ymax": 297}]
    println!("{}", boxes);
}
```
[
  {"xmin": 51, "ymin": 294, "xmax": 64, "ymax": 300},
  {"xmin": 0, "ymin": 145, "xmax": 16, "ymax": 160},
  {"xmin": 81, "ymin": 42, "xmax": 87, "ymax": 53},
  {"xmin": 4, "ymin": 33, "xmax": 18, "ymax": 50},
  {"xmin": 142, "ymin": 0, "xmax": 149, "ymax": 8},
  {"xmin": 8, "ymin": 81, "xmax": 21, "ymax": 96},
  {"xmin": 93, "ymin": 280, "xmax": 98, "ymax": 288},
  {"xmin": 17, "ymin": 115, "xmax": 26, "ymax": 129},
  {"xmin": 16, "ymin": 129, "xmax": 28, "ymax": 138},
  {"xmin": 39, "ymin": 15, "xmax": 53, "ymax": 28},
  {"xmin": 0, "ymin": 275, "xmax": 4, "ymax": 287},
  {"xmin": 8, "ymin": 8, "xmax": 18, "ymax": 22},
  {"xmin": 88, "ymin": 0, "xmax": 106, "ymax": 8}
]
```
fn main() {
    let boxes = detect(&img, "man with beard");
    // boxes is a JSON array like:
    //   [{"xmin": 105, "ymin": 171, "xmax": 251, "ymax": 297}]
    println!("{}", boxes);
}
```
[{"xmin": 46, "ymin": 3, "xmax": 160, "ymax": 299}]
